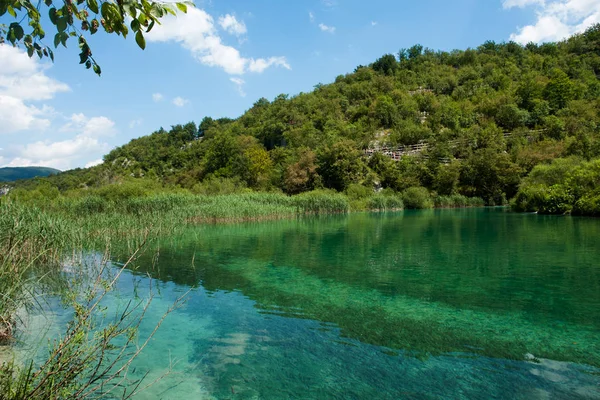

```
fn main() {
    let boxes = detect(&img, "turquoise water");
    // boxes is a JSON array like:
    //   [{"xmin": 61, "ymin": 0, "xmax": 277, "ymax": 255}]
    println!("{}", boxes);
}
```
[{"xmin": 24, "ymin": 209, "xmax": 600, "ymax": 398}]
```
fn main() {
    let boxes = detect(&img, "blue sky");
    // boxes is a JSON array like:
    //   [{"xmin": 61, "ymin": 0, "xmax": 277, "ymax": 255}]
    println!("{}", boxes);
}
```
[{"xmin": 1, "ymin": 0, "xmax": 599, "ymax": 170}]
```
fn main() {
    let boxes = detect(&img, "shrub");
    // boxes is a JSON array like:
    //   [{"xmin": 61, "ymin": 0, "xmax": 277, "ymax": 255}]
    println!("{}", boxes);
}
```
[
  {"xmin": 573, "ymin": 192, "xmax": 600, "ymax": 216},
  {"xmin": 402, "ymin": 187, "xmax": 433, "ymax": 209}
]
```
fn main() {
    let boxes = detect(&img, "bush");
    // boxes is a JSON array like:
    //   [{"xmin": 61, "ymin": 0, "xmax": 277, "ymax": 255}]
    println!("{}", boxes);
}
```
[
  {"xmin": 538, "ymin": 185, "xmax": 573, "ymax": 214},
  {"xmin": 573, "ymin": 193, "xmax": 600, "ymax": 216},
  {"xmin": 345, "ymin": 184, "xmax": 373, "ymax": 201},
  {"xmin": 402, "ymin": 187, "xmax": 433, "ymax": 209}
]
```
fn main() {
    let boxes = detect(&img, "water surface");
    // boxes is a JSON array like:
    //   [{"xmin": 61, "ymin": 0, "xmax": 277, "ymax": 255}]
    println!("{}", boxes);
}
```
[{"xmin": 28, "ymin": 209, "xmax": 600, "ymax": 398}]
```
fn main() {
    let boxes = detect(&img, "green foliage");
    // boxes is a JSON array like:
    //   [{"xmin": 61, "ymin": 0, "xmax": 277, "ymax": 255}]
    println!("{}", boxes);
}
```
[
  {"xmin": 372, "ymin": 54, "xmax": 398, "ymax": 76},
  {"xmin": 513, "ymin": 157, "xmax": 600, "ymax": 215},
  {"xmin": 434, "ymin": 195, "xmax": 484, "ymax": 208},
  {"xmin": 0, "ymin": 0, "xmax": 192, "ymax": 75},
  {"xmin": 402, "ymin": 187, "xmax": 433, "ymax": 209},
  {"xmin": 367, "ymin": 193, "xmax": 404, "ymax": 211},
  {"xmin": 8, "ymin": 25, "xmax": 600, "ymax": 211}
]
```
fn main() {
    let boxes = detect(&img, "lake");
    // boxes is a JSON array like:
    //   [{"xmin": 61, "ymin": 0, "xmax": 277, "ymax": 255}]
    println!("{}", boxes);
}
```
[{"xmin": 25, "ymin": 208, "xmax": 600, "ymax": 399}]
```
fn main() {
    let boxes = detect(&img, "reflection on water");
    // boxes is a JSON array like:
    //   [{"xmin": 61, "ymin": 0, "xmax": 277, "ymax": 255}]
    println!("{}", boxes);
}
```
[{"xmin": 35, "ymin": 210, "xmax": 600, "ymax": 398}]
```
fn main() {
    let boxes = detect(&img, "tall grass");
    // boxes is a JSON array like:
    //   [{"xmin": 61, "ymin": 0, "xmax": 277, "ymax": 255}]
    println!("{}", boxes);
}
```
[{"xmin": 434, "ymin": 195, "xmax": 485, "ymax": 208}]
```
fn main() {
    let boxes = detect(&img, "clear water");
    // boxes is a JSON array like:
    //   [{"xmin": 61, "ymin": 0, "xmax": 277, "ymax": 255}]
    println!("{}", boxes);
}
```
[{"xmin": 22, "ymin": 209, "xmax": 600, "ymax": 398}]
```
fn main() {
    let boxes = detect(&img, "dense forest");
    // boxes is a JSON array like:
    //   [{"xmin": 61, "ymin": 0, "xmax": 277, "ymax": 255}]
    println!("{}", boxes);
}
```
[{"xmin": 11, "ymin": 24, "xmax": 600, "ymax": 213}]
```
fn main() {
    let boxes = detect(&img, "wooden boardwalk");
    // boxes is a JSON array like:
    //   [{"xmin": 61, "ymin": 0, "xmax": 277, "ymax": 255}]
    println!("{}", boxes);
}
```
[{"xmin": 365, "ymin": 129, "xmax": 545, "ymax": 162}]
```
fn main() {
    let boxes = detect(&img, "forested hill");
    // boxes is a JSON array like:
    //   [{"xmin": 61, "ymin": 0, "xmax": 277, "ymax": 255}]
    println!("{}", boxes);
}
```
[
  {"xmin": 0, "ymin": 167, "xmax": 60, "ymax": 182},
  {"xmin": 18, "ymin": 25, "xmax": 600, "ymax": 206}
]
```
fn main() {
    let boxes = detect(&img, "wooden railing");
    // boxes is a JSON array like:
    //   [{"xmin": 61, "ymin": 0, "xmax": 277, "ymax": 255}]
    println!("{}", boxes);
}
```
[{"xmin": 365, "ymin": 129, "xmax": 546, "ymax": 163}]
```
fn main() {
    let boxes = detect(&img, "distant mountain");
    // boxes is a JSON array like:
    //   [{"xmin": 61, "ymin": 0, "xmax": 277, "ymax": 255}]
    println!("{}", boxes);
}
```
[{"xmin": 0, "ymin": 167, "xmax": 61, "ymax": 182}]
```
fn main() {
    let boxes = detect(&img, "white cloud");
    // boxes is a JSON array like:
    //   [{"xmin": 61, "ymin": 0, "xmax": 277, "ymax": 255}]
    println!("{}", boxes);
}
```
[
  {"xmin": 371, "ymin": 21, "xmax": 378, "ymax": 26},
  {"xmin": 309, "ymin": 12, "xmax": 315, "ymax": 22},
  {"xmin": 319, "ymin": 23, "xmax": 336, "ymax": 33},
  {"xmin": 230, "ymin": 77, "xmax": 246, "ymax": 97},
  {"xmin": 506, "ymin": 0, "xmax": 600, "ymax": 43},
  {"xmin": 322, "ymin": 0, "xmax": 337, "ymax": 7},
  {"xmin": 218, "ymin": 14, "xmax": 247, "ymax": 36},
  {"xmin": 247, "ymin": 57, "xmax": 291, "ymax": 73},
  {"xmin": 503, "ymin": 0, "xmax": 545, "ymax": 8},
  {"xmin": 172, "ymin": 96, "xmax": 189, "ymax": 107},
  {"xmin": 61, "ymin": 113, "xmax": 116, "ymax": 137},
  {"xmin": 0, "ymin": 95, "xmax": 52, "ymax": 133},
  {"xmin": 0, "ymin": 45, "xmax": 69, "ymax": 135},
  {"xmin": 146, "ymin": 7, "xmax": 290, "ymax": 75},
  {"xmin": 4, "ymin": 135, "xmax": 110, "ymax": 170},
  {"xmin": 85, "ymin": 159, "xmax": 103, "ymax": 168},
  {"xmin": 1, "ymin": 113, "xmax": 116, "ymax": 170},
  {"xmin": 129, "ymin": 118, "xmax": 143, "ymax": 129},
  {"xmin": 152, "ymin": 92, "xmax": 164, "ymax": 102}
]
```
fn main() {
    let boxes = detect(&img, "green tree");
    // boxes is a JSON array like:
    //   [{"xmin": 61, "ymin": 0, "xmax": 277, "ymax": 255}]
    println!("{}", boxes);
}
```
[
  {"xmin": 544, "ymin": 69, "xmax": 575, "ymax": 111},
  {"xmin": 372, "ymin": 54, "xmax": 398, "ymax": 76},
  {"xmin": 318, "ymin": 140, "xmax": 366, "ymax": 191}
]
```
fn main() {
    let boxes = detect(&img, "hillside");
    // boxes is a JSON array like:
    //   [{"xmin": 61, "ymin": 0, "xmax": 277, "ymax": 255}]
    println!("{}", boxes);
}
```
[
  {"xmin": 13, "ymin": 24, "xmax": 600, "ymax": 207},
  {"xmin": 0, "ymin": 167, "xmax": 61, "ymax": 182}
]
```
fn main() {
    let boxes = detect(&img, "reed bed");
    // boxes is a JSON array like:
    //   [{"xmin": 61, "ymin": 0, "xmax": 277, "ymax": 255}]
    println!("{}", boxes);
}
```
[{"xmin": 434, "ymin": 195, "xmax": 485, "ymax": 208}]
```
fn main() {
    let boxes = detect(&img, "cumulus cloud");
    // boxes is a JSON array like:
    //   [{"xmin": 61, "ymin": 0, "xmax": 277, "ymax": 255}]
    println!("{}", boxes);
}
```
[
  {"xmin": 3, "ymin": 135, "xmax": 110, "ymax": 170},
  {"xmin": 2, "ymin": 113, "xmax": 116, "ymax": 170},
  {"xmin": 61, "ymin": 113, "xmax": 116, "ymax": 137},
  {"xmin": 218, "ymin": 14, "xmax": 247, "ymax": 36},
  {"xmin": 172, "ymin": 96, "xmax": 189, "ymax": 107},
  {"xmin": 147, "ymin": 7, "xmax": 290, "ymax": 75},
  {"xmin": 319, "ymin": 23, "xmax": 336, "ymax": 33},
  {"xmin": 0, "ymin": 45, "xmax": 69, "ymax": 135},
  {"xmin": 230, "ymin": 77, "xmax": 246, "ymax": 97},
  {"xmin": 152, "ymin": 92, "xmax": 164, "ymax": 102},
  {"xmin": 505, "ymin": 0, "xmax": 600, "ymax": 43}
]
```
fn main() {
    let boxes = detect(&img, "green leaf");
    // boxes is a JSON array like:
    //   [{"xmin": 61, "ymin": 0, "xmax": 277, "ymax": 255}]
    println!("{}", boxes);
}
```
[
  {"xmin": 27, "ymin": 46, "xmax": 34, "ymax": 58},
  {"xmin": 79, "ymin": 51, "xmax": 88, "ymax": 64},
  {"xmin": 56, "ymin": 16, "xmax": 67, "ymax": 33},
  {"xmin": 9, "ymin": 23, "xmax": 24, "ymax": 42},
  {"xmin": 60, "ymin": 31, "xmax": 69, "ymax": 47},
  {"xmin": 49, "ymin": 8, "xmax": 58, "ymax": 25},
  {"xmin": 101, "ymin": 2, "xmax": 110, "ymax": 20},
  {"xmin": 7, "ymin": 5, "xmax": 16, "ymax": 17},
  {"xmin": 54, "ymin": 33, "xmax": 61, "ymax": 48},
  {"xmin": 176, "ymin": 2, "xmax": 187, "ymax": 13},
  {"xmin": 48, "ymin": 48, "xmax": 54, "ymax": 62},
  {"xmin": 135, "ymin": 30, "xmax": 145, "ymax": 50},
  {"xmin": 87, "ymin": 0, "xmax": 98, "ymax": 14},
  {"xmin": 85, "ymin": 59, "xmax": 92, "ymax": 69},
  {"xmin": 93, "ymin": 64, "xmax": 101, "ymax": 76},
  {"xmin": 44, "ymin": 0, "xmax": 52, "ymax": 6},
  {"xmin": 130, "ymin": 19, "xmax": 140, "ymax": 32}
]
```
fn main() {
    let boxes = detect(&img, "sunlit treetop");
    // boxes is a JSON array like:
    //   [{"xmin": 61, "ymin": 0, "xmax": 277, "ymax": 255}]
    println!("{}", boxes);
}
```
[{"xmin": 0, "ymin": 0, "xmax": 192, "ymax": 75}]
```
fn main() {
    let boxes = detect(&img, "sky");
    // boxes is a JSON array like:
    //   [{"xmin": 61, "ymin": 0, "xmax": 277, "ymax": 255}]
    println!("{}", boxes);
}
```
[{"xmin": 1, "ymin": 0, "xmax": 599, "ymax": 170}]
